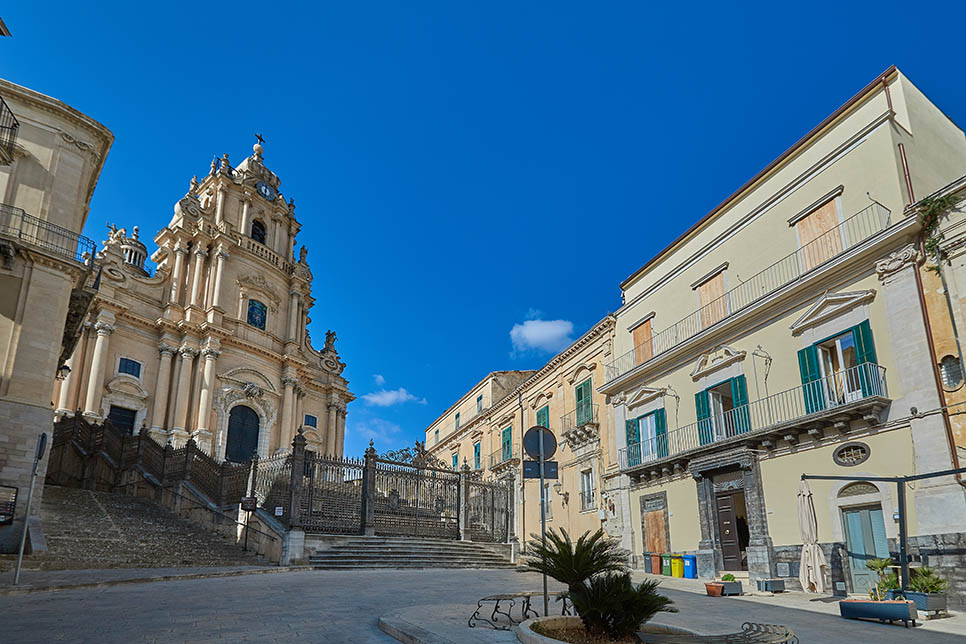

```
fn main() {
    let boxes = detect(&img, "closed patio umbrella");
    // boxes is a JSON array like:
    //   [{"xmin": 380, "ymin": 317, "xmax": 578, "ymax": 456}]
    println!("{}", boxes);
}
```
[{"xmin": 798, "ymin": 479, "xmax": 827, "ymax": 593}]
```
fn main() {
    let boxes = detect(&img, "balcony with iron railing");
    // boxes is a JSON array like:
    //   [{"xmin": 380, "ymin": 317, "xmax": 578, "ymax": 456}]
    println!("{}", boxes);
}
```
[
  {"xmin": 618, "ymin": 362, "xmax": 888, "ymax": 472},
  {"xmin": 579, "ymin": 490, "xmax": 596, "ymax": 512},
  {"xmin": 0, "ymin": 95, "xmax": 19, "ymax": 165},
  {"xmin": 560, "ymin": 403, "xmax": 600, "ymax": 449},
  {"xmin": 605, "ymin": 203, "xmax": 892, "ymax": 384},
  {"xmin": 488, "ymin": 444, "xmax": 520, "ymax": 471},
  {"xmin": 0, "ymin": 203, "xmax": 95, "ymax": 265}
]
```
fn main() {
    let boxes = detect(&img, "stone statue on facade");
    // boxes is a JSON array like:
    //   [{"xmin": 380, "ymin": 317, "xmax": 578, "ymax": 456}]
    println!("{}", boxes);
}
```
[{"xmin": 325, "ymin": 330, "xmax": 337, "ymax": 352}]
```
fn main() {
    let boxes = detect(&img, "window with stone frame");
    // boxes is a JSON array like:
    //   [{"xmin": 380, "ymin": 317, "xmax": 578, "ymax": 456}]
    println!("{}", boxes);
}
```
[
  {"xmin": 118, "ymin": 357, "xmax": 142, "ymax": 379},
  {"xmin": 251, "ymin": 220, "xmax": 267, "ymax": 245},
  {"xmin": 304, "ymin": 414, "xmax": 318, "ymax": 428},
  {"xmin": 247, "ymin": 299, "xmax": 267, "ymax": 330}
]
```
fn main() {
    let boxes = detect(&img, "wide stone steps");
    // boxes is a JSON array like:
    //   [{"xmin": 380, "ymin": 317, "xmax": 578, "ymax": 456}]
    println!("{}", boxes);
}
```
[
  {"xmin": 5, "ymin": 485, "xmax": 266, "ymax": 571},
  {"xmin": 308, "ymin": 536, "xmax": 514, "ymax": 570}
]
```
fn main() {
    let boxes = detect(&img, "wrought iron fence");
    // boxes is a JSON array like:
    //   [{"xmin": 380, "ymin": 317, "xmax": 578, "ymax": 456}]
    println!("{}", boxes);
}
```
[
  {"xmin": 0, "ymin": 95, "xmax": 18, "ymax": 163},
  {"xmin": 0, "ymin": 203, "xmax": 96, "ymax": 264},
  {"xmin": 619, "ymin": 362, "xmax": 888, "ymax": 469},
  {"xmin": 466, "ymin": 478, "xmax": 511, "ymax": 543},
  {"xmin": 252, "ymin": 454, "xmax": 292, "ymax": 523},
  {"xmin": 606, "ymin": 203, "xmax": 892, "ymax": 382},
  {"xmin": 372, "ymin": 459, "xmax": 460, "ymax": 539},
  {"xmin": 300, "ymin": 453, "xmax": 365, "ymax": 534},
  {"xmin": 560, "ymin": 403, "xmax": 599, "ymax": 434}
]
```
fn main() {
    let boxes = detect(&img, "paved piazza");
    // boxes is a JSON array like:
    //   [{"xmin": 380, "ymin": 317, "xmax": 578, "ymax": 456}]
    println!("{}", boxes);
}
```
[{"xmin": 1, "ymin": 568, "xmax": 964, "ymax": 643}]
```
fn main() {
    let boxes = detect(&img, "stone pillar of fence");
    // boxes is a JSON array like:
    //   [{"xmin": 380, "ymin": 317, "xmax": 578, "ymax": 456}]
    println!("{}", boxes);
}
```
[
  {"xmin": 360, "ymin": 440, "xmax": 377, "ymax": 536},
  {"xmin": 288, "ymin": 429, "xmax": 306, "ymax": 528},
  {"xmin": 459, "ymin": 460, "xmax": 471, "ymax": 541},
  {"xmin": 183, "ymin": 438, "xmax": 196, "ymax": 483},
  {"xmin": 217, "ymin": 460, "xmax": 232, "ymax": 507}
]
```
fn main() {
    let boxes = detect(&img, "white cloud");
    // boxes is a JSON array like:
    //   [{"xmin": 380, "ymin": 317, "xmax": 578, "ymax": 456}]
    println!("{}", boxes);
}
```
[
  {"xmin": 362, "ymin": 387, "xmax": 427, "ymax": 407},
  {"xmin": 510, "ymin": 317, "xmax": 575, "ymax": 356},
  {"xmin": 373, "ymin": 374, "xmax": 386, "ymax": 386},
  {"xmin": 351, "ymin": 417, "xmax": 403, "ymax": 446}
]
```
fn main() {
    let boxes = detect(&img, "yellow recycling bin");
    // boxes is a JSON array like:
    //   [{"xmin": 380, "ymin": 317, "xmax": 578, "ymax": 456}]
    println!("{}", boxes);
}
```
[{"xmin": 670, "ymin": 554, "xmax": 684, "ymax": 578}]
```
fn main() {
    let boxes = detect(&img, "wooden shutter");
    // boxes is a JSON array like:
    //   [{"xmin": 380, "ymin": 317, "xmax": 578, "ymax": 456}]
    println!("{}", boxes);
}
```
[
  {"xmin": 625, "ymin": 418, "xmax": 641, "ymax": 467},
  {"xmin": 536, "ymin": 405, "xmax": 549, "ymax": 430},
  {"xmin": 852, "ymin": 320, "xmax": 879, "ymax": 397},
  {"xmin": 633, "ymin": 319, "xmax": 653, "ymax": 365},
  {"xmin": 698, "ymin": 272, "xmax": 728, "ymax": 329},
  {"xmin": 730, "ymin": 375, "xmax": 750, "ymax": 434},
  {"xmin": 798, "ymin": 346, "xmax": 825, "ymax": 413},
  {"xmin": 654, "ymin": 408, "xmax": 668, "ymax": 458},
  {"xmin": 695, "ymin": 390, "xmax": 713, "ymax": 445},
  {"xmin": 797, "ymin": 199, "xmax": 843, "ymax": 271}
]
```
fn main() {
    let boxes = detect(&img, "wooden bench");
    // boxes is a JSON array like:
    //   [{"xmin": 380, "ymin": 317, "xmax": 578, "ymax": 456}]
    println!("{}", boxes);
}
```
[
  {"xmin": 467, "ymin": 591, "xmax": 572, "ymax": 630},
  {"xmin": 638, "ymin": 622, "xmax": 798, "ymax": 643}
]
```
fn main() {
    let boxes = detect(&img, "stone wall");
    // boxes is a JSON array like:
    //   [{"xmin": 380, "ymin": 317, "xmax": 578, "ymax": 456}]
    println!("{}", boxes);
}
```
[{"xmin": 907, "ymin": 532, "xmax": 966, "ymax": 610}]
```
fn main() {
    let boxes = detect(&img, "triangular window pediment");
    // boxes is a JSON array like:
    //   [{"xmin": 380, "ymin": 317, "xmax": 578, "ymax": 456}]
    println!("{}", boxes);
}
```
[
  {"xmin": 690, "ymin": 345, "xmax": 746, "ymax": 381},
  {"xmin": 790, "ymin": 290, "xmax": 876, "ymax": 336},
  {"xmin": 626, "ymin": 385, "xmax": 665, "ymax": 410}
]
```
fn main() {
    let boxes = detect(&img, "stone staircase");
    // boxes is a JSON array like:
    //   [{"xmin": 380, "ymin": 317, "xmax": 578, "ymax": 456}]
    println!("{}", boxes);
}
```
[
  {"xmin": 308, "ymin": 536, "xmax": 515, "ymax": 570},
  {"xmin": 1, "ymin": 485, "xmax": 266, "ymax": 571}
]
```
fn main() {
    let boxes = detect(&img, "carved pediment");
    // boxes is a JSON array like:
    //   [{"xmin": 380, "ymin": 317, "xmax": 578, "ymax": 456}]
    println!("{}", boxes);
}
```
[
  {"xmin": 627, "ymin": 385, "xmax": 665, "ymax": 410},
  {"xmin": 219, "ymin": 367, "xmax": 277, "ymax": 394},
  {"xmin": 690, "ymin": 345, "xmax": 746, "ymax": 381},
  {"xmin": 235, "ymin": 275, "xmax": 281, "ymax": 311},
  {"xmin": 566, "ymin": 363, "xmax": 597, "ymax": 385},
  {"xmin": 105, "ymin": 375, "xmax": 149, "ymax": 400},
  {"xmin": 530, "ymin": 391, "xmax": 553, "ymax": 410},
  {"xmin": 790, "ymin": 290, "xmax": 876, "ymax": 335}
]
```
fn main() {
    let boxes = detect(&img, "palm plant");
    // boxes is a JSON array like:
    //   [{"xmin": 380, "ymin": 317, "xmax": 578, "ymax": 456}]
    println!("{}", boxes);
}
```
[
  {"xmin": 909, "ymin": 567, "xmax": 948, "ymax": 594},
  {"xmin": 569, "ymin": 573, "xmax": 676, "ymax": 639},
  {"xmin": 523, "ymin": 528, "xmax": 628, "ymax": 591}
]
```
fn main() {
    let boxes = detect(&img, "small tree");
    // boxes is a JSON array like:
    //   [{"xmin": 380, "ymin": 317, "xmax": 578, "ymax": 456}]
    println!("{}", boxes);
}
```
[
  {"xmin": 524, "ymin": 528, "xmax": 628, "ymax": 592},
  {"xmin": 866, "ymin": 558, "xmax": 899, "ymax": 600}
]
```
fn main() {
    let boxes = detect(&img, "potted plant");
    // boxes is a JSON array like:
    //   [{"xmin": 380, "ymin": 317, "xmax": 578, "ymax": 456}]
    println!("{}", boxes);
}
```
[
  {"xmin": 524, "ymin": 528, "xmax": 678, "ymax": 641},
  {"xmin": 705, "ymin": 581, "xmax": 724, "ymax": 596},
  {"xmin": 866, "ymin": 558, "xmax": 898, "ymax": 601},
  {"xmin": 903, "ymin": 567, "xmax": 948, "ymax": 612},
  {"xmin": 719, "ymin": 573, "xmax": 743, "ymax": 596}
]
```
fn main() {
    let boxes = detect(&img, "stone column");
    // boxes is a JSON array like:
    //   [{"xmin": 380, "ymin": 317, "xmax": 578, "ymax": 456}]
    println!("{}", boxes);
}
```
[
  {"xmin": 55, "ymin": 350, "xmax": 79, "ymax": 415},
  {"xmin": 151, "ymin": 343, "xmax": 177, "ymax": 430},
  {"xmin": 326, "ymin": 400, "xmax": 339, "ymax": 456},
  {"xmin": 171, "ymin": 345, "xmax": 198, "ymax": 434},
  {"xmin": 214, "ymin": 186, "xmax": 226, "ymax": 226},
  {"xmin": 188, "ymin": 245, "xmax": 208, "ymax": 308},
  {"xmin": 239, "ymin": 192, "xmax": 252, "ymax": 236},
  {"xmin": 84, "ymin": 317, "xmax": 115, "ymax": 418},
  {"xmin": 287, "ymin": 291, "xmax": 300, "ymax": 341},
  {"xmin": 336, "ymin": 405, "xmax": 347, "ymax": 457},
  {"xmin": 280, "ymin": 376, "xmax": 297, "ymax": 451},
  {"xmin": 294, "ymin": 385, "xmax": 304, "ymax": 438},
  {"xmin": 195, "ymin": 345, "xmax": 221, "ymax": 435},
  {"xmin": 211, "ymin": 246, "xmax": 229, "ymax": 310},
  {"xmin": 169, "ymin": 242, "xmax": 188, "ymax": 305},
  {"xmin": 273, "ymin": 219, "xmax": 281, "ymax": 254}
]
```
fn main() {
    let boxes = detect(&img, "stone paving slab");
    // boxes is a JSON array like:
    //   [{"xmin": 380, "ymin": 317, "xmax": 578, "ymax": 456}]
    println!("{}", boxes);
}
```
[
  {"xmin": 380, "ymin": 603, "xmax": 521, "ymax": 644},
  {"xmin": 0, "ymin": 564, "xmax": 312, "ymax": 595}
]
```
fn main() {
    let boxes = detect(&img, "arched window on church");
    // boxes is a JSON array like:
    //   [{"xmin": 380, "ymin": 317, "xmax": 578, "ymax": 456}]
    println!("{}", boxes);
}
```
[
  {"xmin": 251, "ymin": 220, "xmax": 267, "ymax": 245},
  {"xmin": 247, "ymin": 299, "xmax": 267, "ymax": 330}
]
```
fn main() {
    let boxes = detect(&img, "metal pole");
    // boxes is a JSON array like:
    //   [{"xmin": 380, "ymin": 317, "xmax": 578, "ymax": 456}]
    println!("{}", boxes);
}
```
[
  {"xmin": 244, "ymin": 510, "xmax": 251, "ymax": 552},
  {"xmin": 897, "ymin": 481, "xmax": 909, "ymax": 591},
  {"xmin": 14, "ymin": 433, "xmax": 46, "ymax": 585},
  {"xmin": 539, "ymin": 426, "xmax": 548, "ymax": 616}
]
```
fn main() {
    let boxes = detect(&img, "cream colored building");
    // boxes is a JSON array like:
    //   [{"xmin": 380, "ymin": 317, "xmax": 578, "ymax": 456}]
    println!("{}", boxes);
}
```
[
  {"xmin": 0, "ymin": 78, "xmax": 112, "ymax": 551},
  {"xmin": 599, "ymin": 67, "xmax": 966, "ymax": 600},
  {"xmin": 425, "ymin": 317, "xmax": 619, "ymax": 544},
  {"xmin": 52, "ymin": 140, "xmax": 353, "ymax": 464}
]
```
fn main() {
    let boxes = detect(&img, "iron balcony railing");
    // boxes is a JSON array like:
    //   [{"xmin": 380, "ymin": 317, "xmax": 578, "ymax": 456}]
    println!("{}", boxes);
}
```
[
  {"xmin": 618, "ymin": 362, "xmax": 887, "ymax": 470},
  {"xmin": 0, "ymin": 203, "xmax": 95, "ymax": 264},
  {"xmin": 488, "ymin": 444, "xmax": 520, "ymax": 469},
  {"xmin": 0, "ymin": 95, "xmax": 18, "ymax": 163},
  {"xmin": 606, "ymin": 203, "xmax": 892, "ymax": 382},
  {"xmin": 579, "ymin": 490, "xmax": 596, "ymax": 512},
  {"xmin": 560, "ymin": 403, "xmax": 599, "ymax": 434}
]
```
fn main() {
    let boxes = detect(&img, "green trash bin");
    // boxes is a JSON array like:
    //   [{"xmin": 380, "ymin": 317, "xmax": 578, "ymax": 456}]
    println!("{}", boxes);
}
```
[
  {"xmin": 660, "ymin": 553, "xmax": 672, "ymax": 576},
  {"xmin": 670, "ymin": 555, "xmax": 684, "ymax": 578}
]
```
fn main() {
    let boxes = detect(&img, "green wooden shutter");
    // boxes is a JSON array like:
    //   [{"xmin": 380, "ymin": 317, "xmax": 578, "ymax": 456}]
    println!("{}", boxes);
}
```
[
  {"xmin": 730, "ymin": 375, "xmax": 751, "ymax": 434},
  {"xmin": 474, "ymin": 442, "xmax": 481, "ymax": 469},
  {"xmin": 798, "ymin": 345, "xmax": 825, "ymax": 413},
  {"xmin": 452, "ymin": 453, "xmax": 458, "ymax": 469},
  {"xmin": 537, "ymin": 405, "xmax": 550, "ymax": 430},
  {"xmin": 575, "ymin": 379, "xmax": 592, "ymax": 425},
  {"xmin": 501, "ymin": 427, "xmax": 512, "ymax": 461},
  {"xmin": 625, "ymin": 418, "xmax": 641, "ymax": 467},
  {"xmin": 853, "ymin": 320, "xmax": 880, "ymax": 397},
  {"xmin": 654, "ymin": 408, "xmax": 668, "ymax": 458},
  {"xmin": 695, "ymin": 390, "xmax": 713, "ymax": 445}
]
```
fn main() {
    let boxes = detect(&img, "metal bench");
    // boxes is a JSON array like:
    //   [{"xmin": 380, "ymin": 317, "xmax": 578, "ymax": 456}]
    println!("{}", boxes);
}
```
[
  {"xmin": 468, "ymin": 591, "xmax": 572, "ymax": 630},
  {"xmin": 638, "ymin": 622, "xmax": 798, "ymax": 643}
]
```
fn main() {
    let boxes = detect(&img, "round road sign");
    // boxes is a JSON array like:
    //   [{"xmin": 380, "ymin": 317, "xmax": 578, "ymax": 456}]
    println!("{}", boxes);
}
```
[{"xmin": 523, "ymin": 425, "xmax": 557, "ymax": 460}]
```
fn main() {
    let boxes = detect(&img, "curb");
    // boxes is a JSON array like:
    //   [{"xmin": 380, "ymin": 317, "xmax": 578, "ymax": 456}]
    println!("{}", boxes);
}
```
[
  {"xmin": 377, "ymin": 615, "xmax": 459, "ymax": 644},
  {"xmin": 0, "ymin": 565, "xmax": 313, "ymax": 596}
]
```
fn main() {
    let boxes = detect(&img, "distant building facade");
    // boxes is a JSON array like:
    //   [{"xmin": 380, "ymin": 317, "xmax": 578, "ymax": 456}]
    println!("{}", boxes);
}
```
[
  {"xmin": 52, "ymin": 141, "xmax": 353, "ymax": 464},
  {"xmin": 0, "ymin": 78, "xmax": 112, "ymax": 551}
]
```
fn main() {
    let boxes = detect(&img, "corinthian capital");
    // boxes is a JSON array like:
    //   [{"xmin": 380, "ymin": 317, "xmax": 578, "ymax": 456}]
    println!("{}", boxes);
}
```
[
  {"xmin": 202, "ymin": 347, "xmax": 222, "ymax": 360},
  {"xmin": 282, "ymin": 376, "xmax": 299, "ymax": 388},
  {"xmin": 94, "ymin": 321, "xmax": 115, "ymax": 336},
  {"xmin": 179, "ymin": 345, "xmax": 199, "ymax": 359},
  {"xmin": 158, "ymin": 343, "xmax": 178, "ymax": 357}
]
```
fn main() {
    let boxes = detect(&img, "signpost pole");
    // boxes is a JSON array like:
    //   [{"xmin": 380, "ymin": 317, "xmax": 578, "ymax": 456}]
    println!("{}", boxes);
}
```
[
  {"xmin": 539, "ymin": 427, "xmax": 548, "ymax": 616},
  {"xmin": 14, "ymin": 433, "xmax": 46, "ymax": 586}
]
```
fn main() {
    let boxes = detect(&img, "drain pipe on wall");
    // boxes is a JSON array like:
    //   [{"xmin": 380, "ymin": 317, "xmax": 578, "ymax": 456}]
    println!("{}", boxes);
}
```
[{"xmin": 519, "ymin": 391, "xmax": 526, "ymax": 549}]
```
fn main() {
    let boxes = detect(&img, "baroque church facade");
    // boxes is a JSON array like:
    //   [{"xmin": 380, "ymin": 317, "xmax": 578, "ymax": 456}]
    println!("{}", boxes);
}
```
[{"xmin": 52, "ymin": 140, "xmax": 352, "ymax": 461}]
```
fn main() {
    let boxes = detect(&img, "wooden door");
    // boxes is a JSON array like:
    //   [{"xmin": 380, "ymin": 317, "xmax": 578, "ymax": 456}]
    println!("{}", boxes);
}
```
[
  {"xmin": 641, "ymin": 497, "xmax": 668, "ymax": 553},
  {"xmin": 797, "ymin": 199, "xmax": 843, "ymax": 271},
  {"xmin": 633, "ymin": 319, "xmax": 653, "ymax": 365},
  {"xmin": 715, "ymin": 492, "xmax": 744, "ymax": 571},
  {"xmin": 698, "ymin": 272, "xmax": 728, "ymax": 329},
  {"xmin": 843, "ymin": 505, "xmax": 889, "ymax": 594}
]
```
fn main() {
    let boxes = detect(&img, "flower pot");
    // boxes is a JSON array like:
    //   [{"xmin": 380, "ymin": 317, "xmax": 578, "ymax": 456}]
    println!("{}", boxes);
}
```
[
  {"xmin": 720, "ymin": 581, "xmax": 743, "ymax": 596},
  {"xmin": 756, "ymin": 578, "xmax": 785, "ymax": 593},
  {"xmin": 903, "ymin": 591, "xmax": 947, "ymax": 612},
  {"xmin": 705, "ymin": 582, "xmax": 724, "ymax": 597}
]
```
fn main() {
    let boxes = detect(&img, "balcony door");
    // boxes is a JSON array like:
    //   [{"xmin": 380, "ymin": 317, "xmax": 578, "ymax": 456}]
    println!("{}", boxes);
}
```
[
  {"xmin": 798, "ymin": 320, "xmax": 878, "ymax": 414},
  {"xmin": 696, "ymin": 375, "xmax": 750, "ymax": 445},
  {"xmin": 817, "ymin": 331, "xmax": 861, "ymax": 405}
]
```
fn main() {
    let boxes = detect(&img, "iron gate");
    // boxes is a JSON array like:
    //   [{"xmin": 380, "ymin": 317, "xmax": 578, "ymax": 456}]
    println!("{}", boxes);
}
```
[
  {"xmin": 300, "ymin": 453, "xmax": 365, "ymax": 534},
  {"xmin": 466, "ymin": 478, "xmax": 511, "ymax": 542},
  {"xmin": 373, "ymin": 459, "xmax": 460, "ymax": 538}
]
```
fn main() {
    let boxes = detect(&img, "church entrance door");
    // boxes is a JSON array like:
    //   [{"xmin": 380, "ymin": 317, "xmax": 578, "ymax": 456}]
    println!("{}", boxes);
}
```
[{"xmin": 226, "ymin": 406, "xmax": 259, "ymax": 462}]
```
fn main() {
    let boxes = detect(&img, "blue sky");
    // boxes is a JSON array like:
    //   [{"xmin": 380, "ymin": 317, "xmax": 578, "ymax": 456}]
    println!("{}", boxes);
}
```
[{"xmin": 3, "ymin": 2, "xmax": 966, "ymax": 456}]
